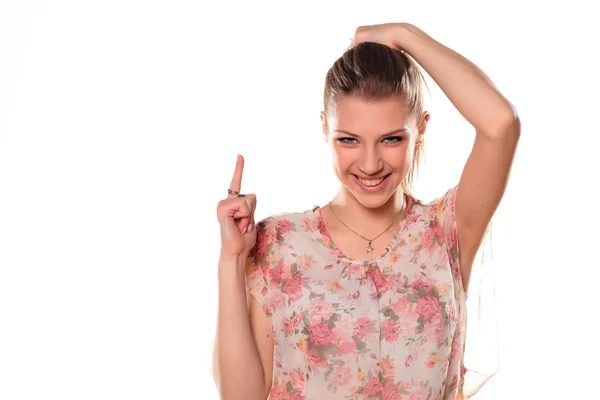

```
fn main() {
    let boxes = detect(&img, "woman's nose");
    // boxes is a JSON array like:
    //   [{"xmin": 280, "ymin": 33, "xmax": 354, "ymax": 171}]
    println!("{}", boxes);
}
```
[{"xmin": 358, "ymin": 148, "xmax": 384, "ymax": 175}]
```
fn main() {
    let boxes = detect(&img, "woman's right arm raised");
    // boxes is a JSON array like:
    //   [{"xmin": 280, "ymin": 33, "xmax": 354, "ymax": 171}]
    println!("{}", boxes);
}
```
[{"xmin": 211, "ymin": 155, "xmax": 273, "ymax": 400}]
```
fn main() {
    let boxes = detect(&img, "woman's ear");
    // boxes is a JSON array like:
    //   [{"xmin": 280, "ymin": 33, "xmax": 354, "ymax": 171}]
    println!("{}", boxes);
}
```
[
  {"xmin": 418, "ymin": 111, "xmax": 430, "ymax": 136},
  {"xmin": 320, "ymin": 111, "xmax": 328, "ymax": 142}
]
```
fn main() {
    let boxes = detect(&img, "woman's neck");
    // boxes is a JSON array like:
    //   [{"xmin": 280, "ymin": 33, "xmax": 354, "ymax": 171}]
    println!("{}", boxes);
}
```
[{"xmin": 328, "ymin": 187, "xmax": 406, "ymax": 233}]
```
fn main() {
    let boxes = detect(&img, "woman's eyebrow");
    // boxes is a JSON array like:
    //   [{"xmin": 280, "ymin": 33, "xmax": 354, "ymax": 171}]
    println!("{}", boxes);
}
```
[{"xmin": 333, "ymin": 128, "xmax": 409, "ymax": 137}]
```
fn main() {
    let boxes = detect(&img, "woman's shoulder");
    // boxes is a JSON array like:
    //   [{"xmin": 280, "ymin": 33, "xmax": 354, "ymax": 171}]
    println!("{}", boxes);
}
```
[
  {"xmin": 423, "ymin": 185, "xmax": 458, "ymax": 207},
  {"xmin": 254, "ymin": 207, "xmax": 317, "ymax": 242},
  {"xmin": 403, "ymin": 186, "xmax": 458, "ymax": 227},
  {"xmin": 408, "ymin": 185, "xmax": 458, "ymax": 214},
  {"xmin": 256, "ymin": 206, "xmax": 314, "ymax": 226}
]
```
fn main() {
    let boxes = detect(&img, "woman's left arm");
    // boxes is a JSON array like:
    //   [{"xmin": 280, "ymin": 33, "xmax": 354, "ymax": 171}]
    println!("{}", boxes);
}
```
[{"xmin": 352, "ymin": 23, "xmax": 521, "ymax": 290}]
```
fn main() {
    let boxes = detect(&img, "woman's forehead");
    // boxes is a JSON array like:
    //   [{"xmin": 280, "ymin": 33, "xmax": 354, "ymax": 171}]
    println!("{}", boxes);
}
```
[{"xmin": 328, "ymin": 98, "xmax": 415, "ymax": 132}]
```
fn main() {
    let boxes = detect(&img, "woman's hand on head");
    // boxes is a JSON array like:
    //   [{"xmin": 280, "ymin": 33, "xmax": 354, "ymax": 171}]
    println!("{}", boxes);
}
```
[{"xmin": 349, "ymin": 22, "xmax": 412, "ymax": 50}]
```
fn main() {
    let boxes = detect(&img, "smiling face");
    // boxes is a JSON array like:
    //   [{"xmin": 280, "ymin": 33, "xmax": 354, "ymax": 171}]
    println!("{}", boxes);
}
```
[{"xmin": 322, "ymin": 95, "xmax": 429, "ymax": 209}]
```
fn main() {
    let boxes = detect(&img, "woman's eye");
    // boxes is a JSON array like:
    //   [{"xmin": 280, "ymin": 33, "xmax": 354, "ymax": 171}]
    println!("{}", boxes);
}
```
[
  {"xmin": 383, "ymin": 136, "xmax": 403, "ymax": 143},
  {"xmin": 336, "ymin": 136, "xmax": 403, "ymax": 145}
]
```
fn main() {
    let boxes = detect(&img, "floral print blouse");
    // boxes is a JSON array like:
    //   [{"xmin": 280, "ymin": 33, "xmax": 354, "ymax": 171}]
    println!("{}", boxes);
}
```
[{"xmin": 245, "ymin": 187, "xmax": 470, "ymax": 399}]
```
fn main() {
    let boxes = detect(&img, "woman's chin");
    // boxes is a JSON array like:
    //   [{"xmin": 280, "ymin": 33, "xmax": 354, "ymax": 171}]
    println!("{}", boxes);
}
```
[
  {"xmin": 338, "ymin": 174, "xmax": 402, "ymax": 208},
  {"xmin": 348, "ymin": 186, "xmax": 395, "ymax": 209}
]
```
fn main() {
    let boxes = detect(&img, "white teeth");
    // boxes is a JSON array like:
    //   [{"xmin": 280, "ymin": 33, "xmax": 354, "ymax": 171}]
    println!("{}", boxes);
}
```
[{"xmin": 358, "ymin": 176, "xmax": 385, "ymax": 187}]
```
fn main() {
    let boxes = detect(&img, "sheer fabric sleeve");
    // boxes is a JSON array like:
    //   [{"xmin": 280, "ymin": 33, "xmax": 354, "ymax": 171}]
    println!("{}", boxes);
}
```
[
  {"xmin": 244, "ymin": 218, "xmax": 278, "ymax": 318},
  {"xmin": 438, "ymin": 186, "xmax": 500, "ymax": 399}
]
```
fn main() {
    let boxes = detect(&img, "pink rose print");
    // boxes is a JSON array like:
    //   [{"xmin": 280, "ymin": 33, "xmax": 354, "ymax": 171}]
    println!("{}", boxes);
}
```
[
  {"xmin": 269, "ymin": 261, "xmax": 292, "ymax": 284},
  {"xmin": 302, "ymin": 217, "xmax": 318, "ymax": 232},
  {"xmin": 400, "ymin": 310, "xmax": 420, "ymax": 334},
  {"xmin": 307, "ymin": 322, "xmax": 335, "ymax": 347},
  {"xmin": 330, "ymin": 364, "xmax": 352, "ymax": 387},
  {"xmin": 425, "ymin": 353, "xmax": 440, "ymax": 368},
  {"xmin": 277, "ymin": 219, "xmax": 293, "ymax": 235},
  {"xmin": 297, "ymin": 255, "xmax": 314, "ymax": 270},
  {"xmin": 447, "ymin": 223, "xmax": 457, "ymax": 248},
  {"xmin": 405, "ymin": 354, "xmax": 414, "ymax": 367},
  {"xmin": 332, "ymin": 318, "xmax": 353, "ymax": 336},
  {"xmin": 380, "ymin": 359, "xmax": 395, "ymax": 377},
  {"xmin": 253, "ymin": 225, "xmax": 272, "ymax": 262},
  {"xmin": 368, "ymin": 266, "xmax": 389, "ymax": 294},
  {"xmin": 407, "ymin": 214, "xmax": 420, "ymax": 228},
  {"xmin": 306, "ymin": 298, "xmax": 334, "ymax": 324},
  {"xmin": 307, "ymin": 348, "xmax": 328, "ymax": 370},
  {"xmin": 387, "ymin": 274, "xmax": 403, "ymax": 291},
  {"xmin": 353, "ymin": 317, "xmax": 373, "ymax": 339},
  {"xmin": 416, "ymin": 295, "xmax": 442, "ymax": 320},
  {"xmin": 450, "ymin": 332, "xmax": 462, "ymax": 358},
  {"xmin": 392, "ymin": 296, "xmax": 410, "ymax": 315},
  {"xmin": 424, "ymin": 314, "xmax": 445, "ymax": 343},
  {"xmin": 290, "ymin": 369, "xmax": 305, "ymax": 389},
  {"xmin": 270, "ymin": 290, "xmax": 286, "ymax": 310},
  {"xmin": 447, "ymin": 305, "xmax": 457, "ymax": 322},
  {"xmin": 420, "ymin": 222, "xmax": 443, "ymax": 252},
  {"xmin": 337, "ymin": 340, "xmax": 357, "ymax": 356},
  {"xmin": 347, "ymin": 263, "xmax": 363, "ymax": 278},
  {"xmin": 382, "ymin": 381, "xmax": 401, "ymax": 400},
  {"xmin": 411, "ymin": 277, "xmax": 436, "ymax": 293},
  {"xmin": 361, "ymin": 376, "xmax": 383, "ymax": 397},
  {"xmin": 265, "ymin": 221, "xmax": 279, "ymax": 241},
  {"xmin": 269, "ymin": 383, "xmax": 290, "ymax": 400},
  {"xmin": 382, "ymin": 319, "xmax": 402, "ymax": 342},
  {"xmin": 282, "ymin": 273, "xmax": 304, "ymax": 301},
  {"xmin": 283, "ymin": 314, "xmax": 303, "ymax": 336}
]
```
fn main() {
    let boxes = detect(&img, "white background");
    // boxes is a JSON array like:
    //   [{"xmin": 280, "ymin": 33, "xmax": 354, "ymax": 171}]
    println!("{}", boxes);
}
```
[{"xmin": 1, "ymin": 0, "xmax": 599, "ymax": 399}]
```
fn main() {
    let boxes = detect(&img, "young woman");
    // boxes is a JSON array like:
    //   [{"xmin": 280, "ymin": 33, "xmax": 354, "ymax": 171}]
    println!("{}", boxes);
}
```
[{"xmin": 213, "ymin": 22, "xmax": 519, "ymax": 400}]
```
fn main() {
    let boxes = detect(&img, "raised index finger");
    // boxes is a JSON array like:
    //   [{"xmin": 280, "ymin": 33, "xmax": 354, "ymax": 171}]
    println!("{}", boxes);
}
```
[{"xmin": 228, "ymin": 154, "xmax": 244, "ymax": 197}]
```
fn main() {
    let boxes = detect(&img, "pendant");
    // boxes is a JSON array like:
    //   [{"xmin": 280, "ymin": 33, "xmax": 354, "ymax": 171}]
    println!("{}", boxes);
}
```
[{"xmin": 366, "ymin": 240, "xmax": 373, "ymax": 253}]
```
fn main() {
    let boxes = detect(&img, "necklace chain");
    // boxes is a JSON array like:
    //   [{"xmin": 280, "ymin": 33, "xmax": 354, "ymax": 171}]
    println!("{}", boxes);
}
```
[{"xmin": 328, "ymin": 200, "xmax": 404, "ymax": 253}]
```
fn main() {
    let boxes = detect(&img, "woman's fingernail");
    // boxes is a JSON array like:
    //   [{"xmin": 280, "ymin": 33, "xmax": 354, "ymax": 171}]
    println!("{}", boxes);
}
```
[{"xmin": 248, "ymin": 223, "xmax": 253, "ymax": 232}]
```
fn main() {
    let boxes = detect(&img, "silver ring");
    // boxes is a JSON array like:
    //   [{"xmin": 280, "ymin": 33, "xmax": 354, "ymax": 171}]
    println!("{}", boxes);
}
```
[
  {"xmin": 237, "ymin": 194, "xmax": 246, "ymax": 198},
  {"xmin": 227, "ymin": 188, "xmax": 239, "ymax": 195}
]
